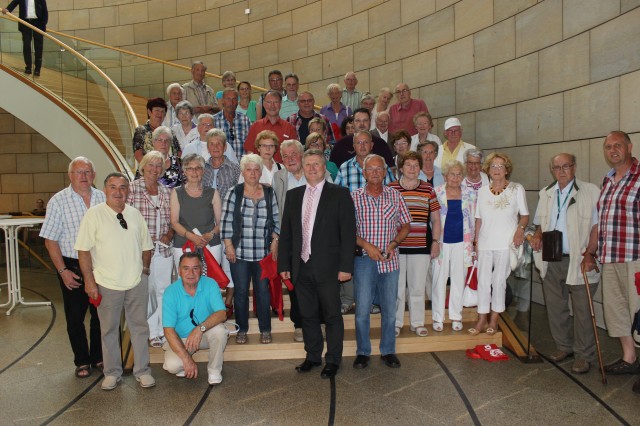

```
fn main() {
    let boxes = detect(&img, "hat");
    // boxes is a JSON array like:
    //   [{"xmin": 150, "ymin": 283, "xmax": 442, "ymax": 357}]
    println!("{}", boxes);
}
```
[{"xmin": 444, "ymin": 117, "xmax": 462, "ymax": 131}]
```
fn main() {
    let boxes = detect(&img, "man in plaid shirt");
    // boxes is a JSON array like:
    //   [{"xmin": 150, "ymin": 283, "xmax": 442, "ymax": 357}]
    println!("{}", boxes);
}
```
[
  {"xmin": 335, "ymin": 130, "xmax": 394, "ymax": 193},
  {"xmin": 213, "ymin": 88, "xmax": 251, "ymax": 159},
  {"xmin": 583, "ymin": 131, "xmax": 640, "ymax": 391},
  {"xmin": 351, "ymin": 154, "xmax": 410, "ymax": 370}
]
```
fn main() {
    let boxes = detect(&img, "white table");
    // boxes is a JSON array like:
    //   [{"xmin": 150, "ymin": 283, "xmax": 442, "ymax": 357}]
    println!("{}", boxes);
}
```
[{"xmin": 0, "ymin": 217, "xmax": 51, "ymax": 315}]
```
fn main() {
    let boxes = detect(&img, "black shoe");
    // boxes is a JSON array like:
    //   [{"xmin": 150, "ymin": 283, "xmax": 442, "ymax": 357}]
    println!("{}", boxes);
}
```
[
  {"xmin": 296, "ymin": 359, "xmax": 321, "ymax": 373},
  {"xmin": 34, "ymin": 70, "xmax": 40, "ymax": 77},
  {"xmin": 321, "ymin": 363, "xmax": 339, "ymax": 379},
  {"xmin": 353, "ymin": 355, "xmax": 370, "ymax": 369},
  {"xmin": 381, "ymin": 354, "xmax": 401, "ymax": 368},
  {"xmin": 603, "ymin": 358, "xmax": 640, "ymax": 375},
  {"xmin": 24, "ymin": 67, "xmax": 32, "ymax": 75}
]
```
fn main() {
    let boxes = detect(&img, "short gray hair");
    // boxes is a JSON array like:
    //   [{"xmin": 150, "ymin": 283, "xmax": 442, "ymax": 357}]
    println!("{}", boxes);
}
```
[
  {"xmin": 363, "ymin": 154, "xmax": 386, "ymax": 171},
  {"xmin": 549, "ymin": 153, "xmax": 577, "ymax": 169},
  {"xmin": 206, "ymin": 128, "xmax": 227, "ymax": 145},
  {"xmin": 175, "ymin": 100, "xmax": 193, "ymax": 116},
  {"xmin": 191, "ymin": 61, "xmax": 206, "ymax": 71},
  {"xmin": 240, "ymin": 153, "xmax": 264, "ymax": 173},
  {"xmin": 68, "ymin": 156, "xmax": 95, "ymax": 174},
  {"xmin": 442, "ymin": 160, "xmax": 465, "ymax": 177},
  {"xmin": 326, "ymin": 83, "xmax": 341, "ymax": 94},
  {"xmin": 152, "ymin": 126, "xmax": 173, "ymax": 142},
  {"xmin": 280, "ymin": 139, "xmax": 304, "ymax": 155},
  {"xmin": 182, "ymin": 153, "xmax": 205, "ymax": 169},
  {"xmin": 303, "ymin": 149, "xmax": 326, "ymax": 165},
  {"xmin": 165, "ymin": 82, "xmax": 183, "ymax": 98},
  {"xmin": 197, "ymin": 113, "xmax": 214, "ymax": 125},
  {"xmin": 464, "ymin": 148, "xmax": 484, "ymax": 163},
  {"xmin": 417, "ymin": 140, "xmax": 439, "ymax": 156}
]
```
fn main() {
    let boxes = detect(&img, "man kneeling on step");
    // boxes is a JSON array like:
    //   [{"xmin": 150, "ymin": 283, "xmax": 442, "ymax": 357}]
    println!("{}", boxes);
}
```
[{"xmin": 163, "ymin": 252, "xmax": 228, "ymax": 385}]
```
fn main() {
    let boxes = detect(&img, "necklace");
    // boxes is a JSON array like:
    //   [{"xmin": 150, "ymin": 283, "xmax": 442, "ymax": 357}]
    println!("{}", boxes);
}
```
[
  {"xmin": 489, "ymin": 181, "xmax": 508, "ymax": 195},
  {"xmin": 185, "ymin": 184, "xmax": 203, "ymax": 197},
  {"xmin": 399, "ymin": 177, "xmax": 419, "ymax": 190}
]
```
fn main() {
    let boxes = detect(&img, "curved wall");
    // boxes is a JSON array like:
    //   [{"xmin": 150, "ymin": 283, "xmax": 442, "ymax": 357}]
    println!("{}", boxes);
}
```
[{"xmin": 47, "ymin": 0, "xmax": 640, "ymax": 195}]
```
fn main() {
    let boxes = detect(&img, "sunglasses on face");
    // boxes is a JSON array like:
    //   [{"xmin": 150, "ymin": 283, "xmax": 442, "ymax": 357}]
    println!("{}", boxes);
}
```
[{"xmin": 116, "ymin": 213, "xmax": 128, "ymax": 230}]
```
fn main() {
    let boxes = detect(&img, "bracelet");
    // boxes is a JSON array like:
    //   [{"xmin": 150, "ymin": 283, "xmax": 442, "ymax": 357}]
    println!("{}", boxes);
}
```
[
  {"xmin": 432, "ymin": 239, "xmax": 440, "ymax": 244},
  {"xmin": 57, "ymin": 267, "xmax": 67, "ymax": 274},
  {"xmin": 392, "ymin": 240, "xmax": 400, "ymax": 246}
]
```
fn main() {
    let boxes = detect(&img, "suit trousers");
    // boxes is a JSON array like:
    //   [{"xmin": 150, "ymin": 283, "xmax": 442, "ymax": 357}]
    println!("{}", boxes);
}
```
[
  {"xmin": 543, "ymin": 257, "xmax": 598, "ymax": 361},
  {"xmin": 58, "ymin": 257, "xmax": 102, "ymax": 367},
  {"xmin": 97, "ymin": 280, "xmax": 151, "ymax": 379},
  {"xmin": 163, "ymin": 324, "xmax": 228, "ymax": 378},
  {"xmin": 296, "ymin": 257, "xmax": 344, "ymax": 365},
  {"xmin": 20, "ymin": 20, "xmax": 43, "ymax": 71}
]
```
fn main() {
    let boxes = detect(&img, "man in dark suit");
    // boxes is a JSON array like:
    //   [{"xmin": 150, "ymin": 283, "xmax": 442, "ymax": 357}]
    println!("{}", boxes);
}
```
[
  {"xmin": 278, "ymin": 149, "xmax": 356, "ymax": 379},
  {"xmin": 2, "ymin": 0, "xmax": 48, "ymax": 76}
]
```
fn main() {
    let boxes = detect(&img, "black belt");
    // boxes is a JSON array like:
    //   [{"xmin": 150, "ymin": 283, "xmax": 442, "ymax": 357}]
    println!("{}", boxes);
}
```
[{"xmin": 562, "ymin": 254, "xmax": 570, "ymax": 257}]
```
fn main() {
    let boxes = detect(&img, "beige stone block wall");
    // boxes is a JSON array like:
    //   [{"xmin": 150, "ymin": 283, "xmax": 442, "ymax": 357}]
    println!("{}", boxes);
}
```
[{"xmin": 3, "ymin": 0, "xmax": 639, "ymax": 218}]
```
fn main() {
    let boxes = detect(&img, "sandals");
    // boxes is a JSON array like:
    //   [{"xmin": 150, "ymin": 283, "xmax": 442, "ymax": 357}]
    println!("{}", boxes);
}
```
[
  {"xmin": 93, "ymin": 362, "xmax": 104, "ymax": 373},
  {"xmin": 412, "ymin": 326, "xmax": 429, "ymax": 337},
  {"xmin": 452, "ymin": 321, "xmax": 463, "ymax": 332},
  {"xmin": 75, "ymin": 365, "xmax": 92, "ymax": 378},
  {"xmin": 149, "ymin": 336, "xmax": 164, "ymax": 348},
  {"xmin": 432, "ymin": 322, "xmax": 443, "ymax": 332},
  {"xmin": 236, "ymin": 331, "xmax": 247, "ymax": 344},
  {"xmin": 485, "ymin": 327, "xmax": 498, "ymax": 336},
  {"xmin": 468, "ymin": 328, "xmax": 481, "ymax": 336},
  {"xmin": 260, "ymin": 331, "xmax": 272, "ymax": 344}
]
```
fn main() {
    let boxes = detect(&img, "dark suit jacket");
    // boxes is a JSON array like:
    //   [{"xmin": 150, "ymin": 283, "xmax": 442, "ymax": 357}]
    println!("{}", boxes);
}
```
[
  {"xmin": 329, "ymin": 134, "xmax": 394, "ymax": 168},
  {"xmin": 278, "ymin": 181, "xmax": 356, "ymax": 284},
  {"xmin": 7, "ymin": 0, "xmax": 48, "ymax": 31}
]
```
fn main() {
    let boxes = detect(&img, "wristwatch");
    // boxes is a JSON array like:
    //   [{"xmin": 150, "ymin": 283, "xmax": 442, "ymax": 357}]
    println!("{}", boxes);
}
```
[
  {"xmin": 57, "ymin": 267, "xmax": 67, "ymax": 274},
  {"xmin": 199, "ymin": 324, "xmax": 206, "ymax": 333}
]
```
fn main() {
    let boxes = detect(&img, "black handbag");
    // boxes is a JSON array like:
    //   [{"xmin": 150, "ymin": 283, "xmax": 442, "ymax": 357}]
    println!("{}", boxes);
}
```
[{"xmin": 542, "ymin": 230, "xmax": 563, "ymax": 262}]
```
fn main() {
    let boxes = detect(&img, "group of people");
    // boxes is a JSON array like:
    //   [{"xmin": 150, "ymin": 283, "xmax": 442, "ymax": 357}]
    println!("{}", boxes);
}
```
[{"xmin": 39, "ymin": 59, "xmax": 640, "ymax": 394}]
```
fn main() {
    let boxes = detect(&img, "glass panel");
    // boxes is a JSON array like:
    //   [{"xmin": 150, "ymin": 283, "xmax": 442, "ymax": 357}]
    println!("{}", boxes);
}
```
[{"xmin": 0, "ymin": 14, "xmax": 137, "ymax": 171}]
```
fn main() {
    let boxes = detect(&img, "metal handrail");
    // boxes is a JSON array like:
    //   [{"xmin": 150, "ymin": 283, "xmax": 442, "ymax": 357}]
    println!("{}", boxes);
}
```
[{"xmin": 0, "ymin": 12, "xmax": 139, "ymax": 133}]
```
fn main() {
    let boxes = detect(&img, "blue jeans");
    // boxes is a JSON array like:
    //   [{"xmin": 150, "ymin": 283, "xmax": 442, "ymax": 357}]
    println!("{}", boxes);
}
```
[
  {"xmin": 230, "ymin": 259, "xmax": 271, "ymax": 333},
  {"xmin": 354, "ymin": 256, "xmax": 400, "ymax": 356}
]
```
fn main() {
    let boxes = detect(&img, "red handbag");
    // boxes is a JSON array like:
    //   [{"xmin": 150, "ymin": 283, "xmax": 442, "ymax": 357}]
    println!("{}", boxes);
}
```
[{"xmin": 182, "ymin": 241, "xmax": 230, "ymax": 289}]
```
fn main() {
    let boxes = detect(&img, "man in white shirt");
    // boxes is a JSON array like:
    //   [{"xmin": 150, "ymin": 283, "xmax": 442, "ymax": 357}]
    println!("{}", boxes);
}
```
[{"xmin": 181, "ymin": 114, "xmax": 238, "ymax": 164}]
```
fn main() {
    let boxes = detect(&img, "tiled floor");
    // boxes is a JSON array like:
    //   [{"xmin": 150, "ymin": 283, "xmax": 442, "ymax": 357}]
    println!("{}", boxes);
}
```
[{"xmin": 1, "ymin": 264, "xmax": 639, "ymax": 426}]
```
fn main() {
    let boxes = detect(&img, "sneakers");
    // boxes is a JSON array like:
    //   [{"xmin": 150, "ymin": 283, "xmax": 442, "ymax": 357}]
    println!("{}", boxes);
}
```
[
  {"xmin": 370, "ymin": 304, "xmax": 381, "ymax": 314},
  {"xmin": 208, "ymin": 374, "xmax": 223, "ymax": 385},
  {"xmin": 603, "ymin": 358, "xmax": 640, "ymax": 375},
  {"xmin": 136, "ymin": 374, "xmax": 156, "ymax": 388},
  {"xmin": 395, "ymin": 327, "xmax": 401, "ymax": 337},
  {"xmin": 149, "ymin": 336, "xmax": 164, "ymax": 348},
  {"xmin": 176, "ymin": 371, "xmax": 186, "ymax": 378},
  {"xmin": 293, "ymin": 328, "xmax": 304, "ymax": 342},
  {"xmin": 571, "ymin": 359, "xmax": 590, "ymax": 374},
  {"xmin": 101, "ymin": 375, "xmax": 121, "ymax": 390}
]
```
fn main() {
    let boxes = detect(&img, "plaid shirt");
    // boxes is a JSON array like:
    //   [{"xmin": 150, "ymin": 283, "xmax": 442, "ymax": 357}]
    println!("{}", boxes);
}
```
[
  {"xmin": 221, "ymin": 187, "xmax": 280, "ymax": 261},
  {"xmin": 597, "ymin": 157, "xmax": 640, "ymax": 263},
  {"xmin": 126, "ymin": 178, "xmax": 173, "ymax": 257},
  {"xmin": 352, "ymin": 185, "xmax": 411, "ymax": 273},
  {"xmin": 40, "ymin": 186, "xmax": 106, "ymax": 258},
  {"xmin": 334, "ymin": 157, "xmax": 394, "ymax": 192},
  {"xmin": 286, "ymin": 112, "xmax": 336, "ymax": 146},
  {"xmin": 213, "ymin": 111, "xmax": 251, "ymax": 159},
  {"xmin": 203, "ymin": 157, "xmax": 241, "ymax": 201}
]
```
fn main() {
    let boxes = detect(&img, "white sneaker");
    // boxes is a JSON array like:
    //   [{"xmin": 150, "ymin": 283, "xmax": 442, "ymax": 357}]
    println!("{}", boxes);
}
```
[
  {"xmin": 136, "ymin": 374, "xmax": 156, "ymax": 388},
  {"xmin": 101, "ymin": 375, "xmax": 121, "ymax": 390},
  {"xmin": 294, "ymin": 328, "xmax": 304, "ymax": 342},
  {"xmin": 208, "ymin": 374, "xmax": 223, "ymax": 385},
  {"xmin": 176, "ymin": 371, "xmax": 186, "ymax": 378},
  {"xmin": 149, "ymin": 336, "xmax": 164, "ymax": 348}
]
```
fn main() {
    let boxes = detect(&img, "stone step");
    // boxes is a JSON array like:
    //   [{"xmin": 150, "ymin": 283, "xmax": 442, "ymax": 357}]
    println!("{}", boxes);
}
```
[{"xmin": 149, "ymin": 322, "xmax": 500, "ymax": 363}]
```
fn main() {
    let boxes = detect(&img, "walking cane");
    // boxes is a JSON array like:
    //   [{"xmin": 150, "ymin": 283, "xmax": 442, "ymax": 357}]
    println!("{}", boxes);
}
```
[{"xmin": 581, "ymin": 263, "xmax": 607, "ymax": 384}]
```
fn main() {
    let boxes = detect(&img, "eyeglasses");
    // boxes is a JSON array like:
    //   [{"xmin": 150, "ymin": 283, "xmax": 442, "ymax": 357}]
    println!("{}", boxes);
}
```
[
  {"xmin": 465, "ymin": 161, "xmax": 481, "ymax": 166},
  {"xmin": 551, "ymin": 163, "xmax": 574, "ymax": 172},
  {"xmin": 298, "ymin": 99, "xmax": 314, "ymax": 103},
  {"xmin": 116, "ymin": 213, "xmax": 128, "ymax": 230},
  {"xmin": 490, "ymin": 164, "xmax": 506, "ymax": 169},
  {"xmin": 365, "ymin": 167, "xmax": 385, "ymax": 173},
  {"xmin": 260, "ymin": 144, "xmax": 277, "ymax": 149},
  {"xmin": 184, "ymin": 166, "xmax": 203, "ymax": 173},
  {"xmin": 72, "ymin": 170, "xmax": 94, "ymax": 176},
  {"xmin": 190, "ymin": 309, "xmax": 199, "ymax": 327},
  {"xmin": 199, "ymin": 122, "xmax": 214, "ymax": 127},
  {"xmin": 394, "ymin": 89, "xmax": 410, "ymax": 95},
  {"xmin": 228, "ymin": 126, "xmax": 235, "ymax": 141},
  {"xmin": 355, "ymin": 140, "xmax": 372, "ymax": 146}
]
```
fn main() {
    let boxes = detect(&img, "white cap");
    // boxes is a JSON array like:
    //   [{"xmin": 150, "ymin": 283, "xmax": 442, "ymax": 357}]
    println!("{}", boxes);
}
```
[{"xmin": 444, "ymin": 117, "xmax": 462, "ymax": 131}]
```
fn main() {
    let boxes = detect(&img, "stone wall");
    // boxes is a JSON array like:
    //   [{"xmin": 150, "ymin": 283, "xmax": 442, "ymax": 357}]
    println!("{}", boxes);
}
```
[{"xmin": 0, "ymin": 108, "xmax": 71, "ymax": 212}]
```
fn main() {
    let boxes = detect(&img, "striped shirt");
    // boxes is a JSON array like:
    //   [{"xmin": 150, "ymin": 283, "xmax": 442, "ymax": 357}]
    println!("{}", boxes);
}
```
[
  {"xmin": 387, "ymin": 180, "xmax": 440, "ymax": 255},
  {"xmin": 126, "ymin": 178, "xmax": 173, "ymax": 257},
  {"xmin": 39, "ymin": 186, "xmax": 105, "ymax": 259},
  {"xmin": 597, "ymin": 157, "xmax": 640, "ymax": 263},
  {"xmin": 221, "ymin": 188, "xmax": 280, "ymax": 262},
  {"xmin": 352, "ymin": 185, "xmax": 411, "ymax": 273},
  {"xmin": 203, "ymin": 157, "xmax": 241, "ymax": 201}
]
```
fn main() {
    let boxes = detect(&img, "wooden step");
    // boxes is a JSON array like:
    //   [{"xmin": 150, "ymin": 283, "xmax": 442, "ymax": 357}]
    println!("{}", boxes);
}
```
[{"xmin": 149, "ymin": 322, "xmax": 501, "ymax": 363}]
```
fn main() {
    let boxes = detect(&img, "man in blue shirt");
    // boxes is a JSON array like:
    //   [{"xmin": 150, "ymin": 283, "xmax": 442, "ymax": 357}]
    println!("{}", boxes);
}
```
[{"xmin": 163, "ymin": 252, "xmax": 228, "ymax": 385}]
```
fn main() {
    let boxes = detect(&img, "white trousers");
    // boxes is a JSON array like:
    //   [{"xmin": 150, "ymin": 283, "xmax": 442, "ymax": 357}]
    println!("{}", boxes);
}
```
[
  {"xmin": 395, "ymin": 254, "xmax": 429, "ymax": 328},
  {"xmin": 431, "ymin": 242, "xmax": 466, "ymax": 323},
  {"xmin": 147, "ymin": 252, "xmax": 174, "ymax": 339},
  {"xmin": 163, "ymin": 323, "xmax": 228, "ymax": 377},
  {"xmin": 172, "ymin": 244, "xmax": 234, "ymax": 289},
  {"xmin": 477, "ymin": 249, "xmax": 511, "ymax": 314}
]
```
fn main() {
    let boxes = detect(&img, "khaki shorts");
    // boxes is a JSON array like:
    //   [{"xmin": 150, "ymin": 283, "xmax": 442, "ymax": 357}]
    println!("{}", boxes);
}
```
[{"xmin": 601, "ymin": 261, "xmax": 640, "ymax": 337}]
